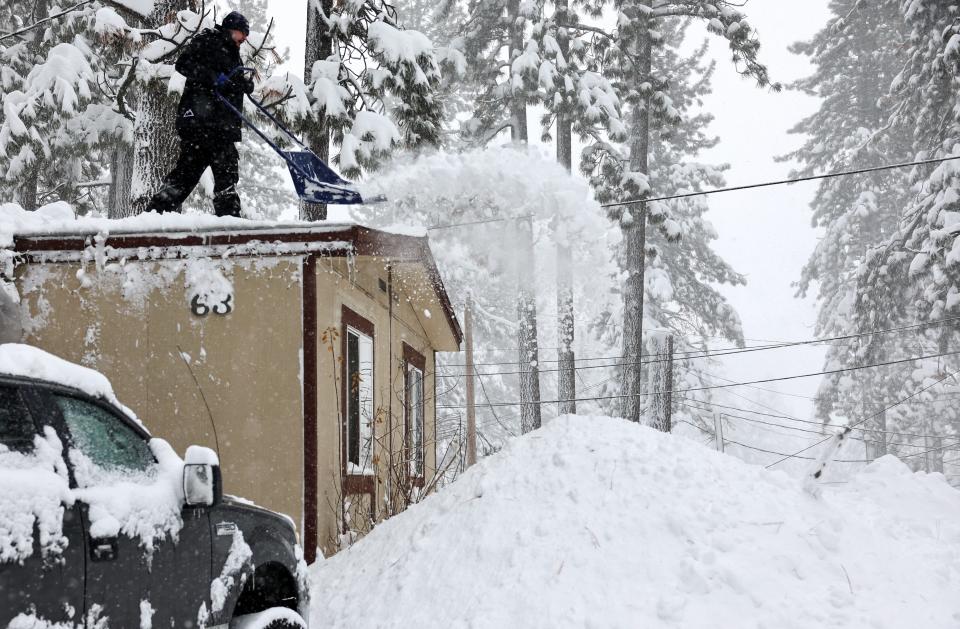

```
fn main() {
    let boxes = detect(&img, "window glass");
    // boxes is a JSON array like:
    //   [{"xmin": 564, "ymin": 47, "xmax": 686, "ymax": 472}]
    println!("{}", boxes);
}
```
[
  {"xmin": 406, "ymin": 365, "xmax": 424, "ymax": 478},
  {"xmin": 346, "ymin": 327, "xmax": 374, "ymax": 474},
  {"xmin": 0, "ymin": 385, "xmax": 36, "ymax": 451},
  {"xmin": 54, "ymin": 395, "xmax": 155, "ymax": 483}
]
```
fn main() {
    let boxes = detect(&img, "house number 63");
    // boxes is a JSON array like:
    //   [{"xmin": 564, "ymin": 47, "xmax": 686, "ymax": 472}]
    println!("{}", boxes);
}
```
[{"xmin": 191, "ymin": 294, "xmax": 233, "ymax": 317}]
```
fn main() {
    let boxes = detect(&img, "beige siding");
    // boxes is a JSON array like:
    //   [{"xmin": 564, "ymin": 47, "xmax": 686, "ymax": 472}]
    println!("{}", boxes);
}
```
[{"xmin": 18, "ymin": 258, "xmax": 306, "ymax": 531}]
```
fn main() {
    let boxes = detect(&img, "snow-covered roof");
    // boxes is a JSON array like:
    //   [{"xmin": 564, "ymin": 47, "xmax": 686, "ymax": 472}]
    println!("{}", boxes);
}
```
[
  {"xmin": 0, "ymin": 201, "xmax": 426, "ymax": 249},
  {"xmin": 309, "ymin": 415, "xmax": 960, "ymax": 628},
  {"xmin": 1, "ymin": 202, "xmax": 461, "ymax": 345}
]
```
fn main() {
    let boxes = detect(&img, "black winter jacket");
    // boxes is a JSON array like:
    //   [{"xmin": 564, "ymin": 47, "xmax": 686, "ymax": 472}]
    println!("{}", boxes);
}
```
[{"xmin": 174, "ymin": 27, "xmax": 254, "ymax": 143}]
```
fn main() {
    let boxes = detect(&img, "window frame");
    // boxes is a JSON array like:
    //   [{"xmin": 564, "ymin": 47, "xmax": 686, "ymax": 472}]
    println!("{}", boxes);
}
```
[
  {"xmin": 341, "ymin": 305, "xmax": 376, "ymax": 496},
  {"xmin": 402, "ymin": 343, "xmax": 426, "ymax": 488}
]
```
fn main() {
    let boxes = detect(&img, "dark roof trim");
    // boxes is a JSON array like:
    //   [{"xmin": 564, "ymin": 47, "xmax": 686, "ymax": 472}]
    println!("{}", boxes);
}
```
[{"xmin": 13, "ymin": 225, "xmax": 463, "ymax": 346}]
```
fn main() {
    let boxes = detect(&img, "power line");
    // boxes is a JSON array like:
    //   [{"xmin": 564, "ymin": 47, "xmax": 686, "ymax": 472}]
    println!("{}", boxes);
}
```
[
  {"xmin": 678, "ymin": 396, "xmax": 957, "ymax": 440},
  {"xmin": 600, "ymin": 154, "xmax": 960, "ymax": 209},
  {"xmin": 437, "ymin": 349, "xmax": 960, "ymax": 409},
  {"xmin": 681, "ymin": 401, "xmax": 957, "ymax": 449},
  {"xmin": 426, "ymin": 214, "xmax": 534, "ymax": 231},
  {"xmin": 675, "ymin": 419, "xmax": 871, "ymax": 462},
  {"xmin": 765, "ymin": 366, "xmax": 960, "ymax": 468},
  {"xmin": 437, "ymin": 314, "xmax": 960, "ymax": 372}
]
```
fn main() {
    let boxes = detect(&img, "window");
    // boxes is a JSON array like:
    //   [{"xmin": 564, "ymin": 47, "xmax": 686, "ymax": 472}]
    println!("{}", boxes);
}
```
[
  {"xmin": 342, "ymin": 307, "xmax": 375, "ymax": 477},
  {"xmin": 403, "ymin": 344, "xmax": 426, "ymax": 481},
  {"xmin": 406, "ymin": 364, "xmax": 424, "ymax": 479},
  {"xmin": 0, "ymin": 385, "xmax": 36, "ymax": 451},
  {"xmin": 54, "ymin": 395, "xmax": 155, "ymax": 483}
]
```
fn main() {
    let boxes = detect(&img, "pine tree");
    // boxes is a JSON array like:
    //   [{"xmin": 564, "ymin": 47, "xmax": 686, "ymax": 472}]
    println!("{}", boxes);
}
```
[
  {"xmin": 435, "ymin": 0, "xmax": 550, "ymax": 432},
  {"xmin": 297, "ymin": 0, "xmax": 445, "ymax": 220},
  {"xmin": 784, "ymin": 0, "xmax": 916, "ymax": 458},
  {"xmin": 579, "ymin": 18, "xmax": 746, "ymax": 430},
  {"xmin": 578, "ymin": 1, "xmax": 775, "ymax": 424},
  {"xmin": 0, "ymin": 0, "xmax": 121, "ymax": 212},
  {"xmin": 850, "ymin": 0, "xmax": 960, "ymax": 467}
]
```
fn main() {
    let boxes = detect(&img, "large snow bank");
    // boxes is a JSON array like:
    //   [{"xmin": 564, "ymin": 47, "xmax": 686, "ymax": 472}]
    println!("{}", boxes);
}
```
[{"xmin": 310, "ymin": 415, "xmax": 960, "ymax": 628}]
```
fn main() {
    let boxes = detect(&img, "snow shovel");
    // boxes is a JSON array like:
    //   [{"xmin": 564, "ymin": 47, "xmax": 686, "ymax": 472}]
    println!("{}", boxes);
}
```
[{"xmin": 215, "ymin": 68, "xmax": 385, "ymax": 206}]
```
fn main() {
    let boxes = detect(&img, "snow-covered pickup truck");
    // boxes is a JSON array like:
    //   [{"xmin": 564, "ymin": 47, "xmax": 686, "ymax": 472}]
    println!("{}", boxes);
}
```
[{"xmin": 0, "ymin": 345, "xmax": 308, "ymax": 629}]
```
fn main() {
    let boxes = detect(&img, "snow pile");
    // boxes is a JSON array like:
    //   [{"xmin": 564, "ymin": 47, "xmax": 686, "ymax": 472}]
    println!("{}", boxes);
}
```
[{"xmin": 310, "ymin": 415, "xmax": 960, "ymax": 628}]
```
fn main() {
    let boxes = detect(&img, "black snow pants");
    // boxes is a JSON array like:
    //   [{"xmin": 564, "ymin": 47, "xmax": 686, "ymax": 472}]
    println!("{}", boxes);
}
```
[{"xmin": 147, "ymin": 136, "xmax": 241, "ymax": 217}]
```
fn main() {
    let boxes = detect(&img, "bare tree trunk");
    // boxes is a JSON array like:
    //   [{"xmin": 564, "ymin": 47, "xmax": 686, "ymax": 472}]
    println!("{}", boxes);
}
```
[
  {"xmin": 555, "ymin": 0, "xmax": 576, "ymax": 416},
  {"xmin": 621, "ymin": 28, "xmax": 652, "ymax": 424},
  {"xmin": 130, "ymin": 0, "xmax": 192, "ymax": 214},
  {"xmin": 108, "ymin": 142, "xmax": 135, "ymax": 218},
  {"xmin": 18, "ymin": 167, "xmax": 39, "ymax": 211},
  {"xmin": 517, "ymin": 218, "xmax": 541, "ymax": 433},
  {"xmin": 301, "ymin": 0, "xmax": 334, "ymax": 221},
  {"xmin": 507, "ymin": 0, "xmax": 540, "ymax": 432}
]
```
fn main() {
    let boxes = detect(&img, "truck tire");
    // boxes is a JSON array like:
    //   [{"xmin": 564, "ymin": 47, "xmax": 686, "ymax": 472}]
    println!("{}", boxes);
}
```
[{"xmin": 230, "ymin": 607, "xmax": 307, "ymax": 629}]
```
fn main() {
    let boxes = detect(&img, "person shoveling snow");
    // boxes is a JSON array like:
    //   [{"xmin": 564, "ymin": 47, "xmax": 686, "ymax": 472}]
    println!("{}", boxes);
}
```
[
  {"xmin": 147, "ymin": 11, "xmax": 254, "ymax": 218},
  {"xmin": 310, "ymin": 415, "xmax": 960, "ymax": 629}
]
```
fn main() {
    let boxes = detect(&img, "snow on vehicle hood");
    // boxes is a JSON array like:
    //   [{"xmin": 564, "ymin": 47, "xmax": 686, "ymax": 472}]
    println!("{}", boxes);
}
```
[{"xmin": 309, "ymin": 415, "xmax": 960, "ymax": 629}]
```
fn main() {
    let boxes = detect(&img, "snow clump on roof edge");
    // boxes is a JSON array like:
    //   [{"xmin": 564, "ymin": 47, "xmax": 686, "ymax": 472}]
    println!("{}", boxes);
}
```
[{"xmin": 310, "ymin": 414, "xmax": 960, "ymax": 629}]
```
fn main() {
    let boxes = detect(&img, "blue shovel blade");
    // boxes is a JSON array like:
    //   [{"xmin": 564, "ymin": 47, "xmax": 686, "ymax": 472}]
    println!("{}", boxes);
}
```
[{"xmin": 283, "ymin": 151, "xmax": 364, "ymax": 205}]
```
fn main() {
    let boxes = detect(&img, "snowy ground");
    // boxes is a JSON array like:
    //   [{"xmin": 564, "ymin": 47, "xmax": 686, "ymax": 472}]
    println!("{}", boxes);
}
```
[{"xmin": 309, "ymin": 415, "xmax": 960, "ymax": 629}]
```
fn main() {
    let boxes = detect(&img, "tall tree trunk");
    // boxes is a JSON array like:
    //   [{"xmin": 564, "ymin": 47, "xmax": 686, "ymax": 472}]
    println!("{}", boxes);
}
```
[
  {"xmin": 131, "ymin": 0, "xmax": 192, "ymax": 214},
  {"xmin": 109, "ymin": 142, "xmax": 135, "ymax": 218},
  {"xmin": 621, "ymin": 28, "xmax": 652, "ymax": 424},
  {"xmin": 301, "ymin": 0, "xmax": 334, "ymax": 221},
  {"xmin": 555, "ymin": 0, "xmax": 576, "ymax": 416},
  {"xmin": 508, "ymin": 0, "xmax": 541, "ymax": 432}
]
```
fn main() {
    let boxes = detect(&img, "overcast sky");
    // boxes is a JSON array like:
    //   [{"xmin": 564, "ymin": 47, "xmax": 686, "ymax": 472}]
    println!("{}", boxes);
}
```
[{"xmin": 262, "ymin": 0, "xmax": 835, "ymax": 421}]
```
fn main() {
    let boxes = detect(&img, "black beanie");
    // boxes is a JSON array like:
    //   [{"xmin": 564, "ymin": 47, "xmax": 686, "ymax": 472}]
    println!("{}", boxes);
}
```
[{"xmin": 221, "ymin": 11, "xmax": 250, "ymax": 36}]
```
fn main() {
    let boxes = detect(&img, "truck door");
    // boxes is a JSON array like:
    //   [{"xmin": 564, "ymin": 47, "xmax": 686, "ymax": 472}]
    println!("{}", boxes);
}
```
[
  {"xmin": 0, "ymin": 383, "xmax": 84, "ymax": 627},
  {"xmin": 47, "ymin": 391, "xmax": 213, "ymax": 627}
]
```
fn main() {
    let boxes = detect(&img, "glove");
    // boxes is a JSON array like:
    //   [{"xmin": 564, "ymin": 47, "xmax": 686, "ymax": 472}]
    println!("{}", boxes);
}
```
[
  {"xmin": 241, "ymin": 76, "xmax": 255, "ymax": 95},
  {"xmin": 214, "ymin": 72, "xmax": 230, "ymax": 89}
]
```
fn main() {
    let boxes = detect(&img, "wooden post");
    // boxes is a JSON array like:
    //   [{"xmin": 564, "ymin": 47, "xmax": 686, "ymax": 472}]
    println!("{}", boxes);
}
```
[
  {"xmin": 665, "ymin": 335, "xmax": 674, "ymax": 432},
  {"xmin": 647, "ymin": 329, "xmax": 672, "ymax": 432},
  {"xmin": 714, "ymin": 412, "xmax": 725, "ymax": 452},
  {"xmin": 465, "ymin": 294, "xmax": 477, "ymax": 467}
]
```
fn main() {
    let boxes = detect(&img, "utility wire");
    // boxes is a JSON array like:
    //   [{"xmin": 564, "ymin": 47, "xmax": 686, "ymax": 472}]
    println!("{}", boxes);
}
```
[
  {"xmin": 437, "ymin": 349, "xmax": 960, "ymax": 409},
  {"xmin": 427, "ymin": 214, "xmax": 534, "ymax": 231},
  {"xmin": 437, "ymin": 313, "xmax": 960, "ymax": 371},
  {"xmin": 600, "ymin": 154, "xmax": 960, "ymax": 209},
  {"xmin": 765, "ymin": 366, "xmax": 960, "ymax": 468},
  {"xmin": 678, "ymin": 396, "xmax": 957, "ymax": 440},
  {"xmin": 675, "ymin": 419, "xmax": 872, "ymax": 462},
  {"xmin": 680, "ymin": 400, "xmax": 956, "ymax": 449}
]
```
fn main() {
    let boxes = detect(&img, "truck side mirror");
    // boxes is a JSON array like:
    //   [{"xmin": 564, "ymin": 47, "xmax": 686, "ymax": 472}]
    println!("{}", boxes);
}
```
[{"xmin": 183, "ymin": 446, "xmax": 222, "ymax": 507}]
